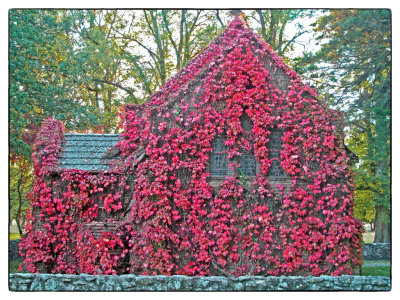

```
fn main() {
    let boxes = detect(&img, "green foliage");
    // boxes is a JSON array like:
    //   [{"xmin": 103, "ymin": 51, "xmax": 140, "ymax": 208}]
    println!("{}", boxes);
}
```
[
  {"xmin": 354, "ymin": 190, "xmax": 376, "ymax": 224},
  {"xmin": 10, "ymin": 10, "xmax": 103, "ymax": 155}
]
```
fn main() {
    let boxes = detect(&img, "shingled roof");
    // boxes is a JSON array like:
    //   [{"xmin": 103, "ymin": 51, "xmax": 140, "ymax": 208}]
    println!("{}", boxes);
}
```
[{"xmin": 58, "ymin": 133, "xmax": 120, "ymax": 171}]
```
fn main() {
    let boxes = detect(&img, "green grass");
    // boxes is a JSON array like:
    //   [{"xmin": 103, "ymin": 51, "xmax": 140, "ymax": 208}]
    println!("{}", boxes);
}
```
[
  {"xmin": 364, "ymin": 260, "xmax": 390, "ymax": 265},
  {"xmin": 9, "ymin": 233, "xmax": 21, "ymax": 240},
  {"xmin": 362, "ymin": 265, "xmax": 390, "ymax": 277}
]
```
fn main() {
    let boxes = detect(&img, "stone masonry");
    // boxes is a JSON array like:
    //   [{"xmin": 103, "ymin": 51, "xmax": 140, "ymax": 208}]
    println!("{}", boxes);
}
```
[
  {"xmin": 9, "ymin": 240, "xmax": 21, "ymax": 260},
  {"xmin": 363, "ymin": 243, "xmax": 391, "ymax": 261},
  {"xmin": 9, "ymin": 274, "xmax": 390, "ymax": 291}
]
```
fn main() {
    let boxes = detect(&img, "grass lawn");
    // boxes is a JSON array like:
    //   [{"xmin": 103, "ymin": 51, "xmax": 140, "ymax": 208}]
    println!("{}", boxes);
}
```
[
  {"xmin": 9, "ymin": 233, "xmax": 21, "ymax": 240},
  {"xmin": 361, "ymin": 264, "xmax": 390, "ymax": 277}
]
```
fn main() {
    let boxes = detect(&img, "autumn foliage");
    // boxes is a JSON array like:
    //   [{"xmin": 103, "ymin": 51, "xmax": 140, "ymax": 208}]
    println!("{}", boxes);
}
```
[{"xmin": 20, "ymin": 16, "xmax": 363, "ymax": 276}]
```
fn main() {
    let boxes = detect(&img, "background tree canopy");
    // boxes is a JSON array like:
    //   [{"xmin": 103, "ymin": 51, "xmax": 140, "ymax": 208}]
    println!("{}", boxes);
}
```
[{"xmin": 9, "ymin": 9, "xmax": 391, "ymax": 242}]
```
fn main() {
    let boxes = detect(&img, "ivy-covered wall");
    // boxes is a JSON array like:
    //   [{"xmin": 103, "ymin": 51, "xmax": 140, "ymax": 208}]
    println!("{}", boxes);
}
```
[
  {"xmin": 9, "ymin": 274, "xmax": 390, "ymax": 291},
  {"xmin": 19, "ymin": 15, "xmax": 363, "ymax": 277}
]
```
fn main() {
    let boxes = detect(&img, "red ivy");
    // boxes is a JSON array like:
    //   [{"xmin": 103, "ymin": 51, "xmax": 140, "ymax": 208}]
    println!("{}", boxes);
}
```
[{"xmin": 20, "ymin": 15, "xmax": 363, "ymax": 276}]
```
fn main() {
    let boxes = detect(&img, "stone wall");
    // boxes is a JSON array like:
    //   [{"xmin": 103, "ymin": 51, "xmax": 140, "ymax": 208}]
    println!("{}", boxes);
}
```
[
  {"xmin": 9, "ymin": 240, "xmax": 21, "ymax": 260},
  {"xmin": 363, "ymin": 243, "xmax": 391, "ymax": 261},
  {"xmin": 9, "ymin": 274, "xmax": 390, "ymax": 291}
]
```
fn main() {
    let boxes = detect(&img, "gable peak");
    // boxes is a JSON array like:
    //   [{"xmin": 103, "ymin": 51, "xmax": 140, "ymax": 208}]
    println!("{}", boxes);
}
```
[{"xmin": 230, "ymin": 10, "xmax": 243, "ymax": 18}]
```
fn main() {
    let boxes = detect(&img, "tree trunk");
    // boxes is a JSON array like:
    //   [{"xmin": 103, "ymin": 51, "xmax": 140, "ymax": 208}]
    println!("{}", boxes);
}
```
[
  {"xmin": 16, "ymin": 217, "xmax": 23, "ymax": 236},
  {"xmin": 16, "ymin": 172, "xmax": 24, "ymax": 236},
  {"xmin": 373, "ymin": 205, "xmax": 390, "ymax": 243}
]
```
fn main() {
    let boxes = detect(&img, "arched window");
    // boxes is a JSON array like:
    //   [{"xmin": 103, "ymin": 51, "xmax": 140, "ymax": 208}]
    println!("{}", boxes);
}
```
[
  {"xmin": 266, "ymin": 128, "xmax": 285, "ymax": 178},
  {"xmin": 209, "ymin": 135, "xmax": 228, "ymax": 176}
]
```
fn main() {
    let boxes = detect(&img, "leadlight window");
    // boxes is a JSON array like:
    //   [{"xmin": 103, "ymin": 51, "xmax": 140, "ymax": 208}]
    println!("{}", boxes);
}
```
[
  {"xmin": 267, "ymin": 128, "xmax": 285, "ymax": 178},
  {"xmin": 240, "ymin": 151, "xmax": 257, "ymax": 176},
  {"xmin": 209, "ymin": 135, "xmax": 228, "ymax": 176},
  {"xmin": 239, "ymin": 114, "xmax": 257, "ymax": 176}
]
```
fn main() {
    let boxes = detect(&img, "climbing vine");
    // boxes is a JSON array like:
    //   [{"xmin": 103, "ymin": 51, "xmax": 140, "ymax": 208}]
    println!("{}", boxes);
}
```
[{"xmin": 20, "ymin": 15, "xmax": 363, "ymax": 276}]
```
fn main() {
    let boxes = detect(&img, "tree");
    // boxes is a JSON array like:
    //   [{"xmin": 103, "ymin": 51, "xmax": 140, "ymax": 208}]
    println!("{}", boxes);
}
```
[
  {"xmin": 297, "ymin": 9, "xmax": 391, "ymax": 242},
  {"xmin": 109, "ymin": 10, "xmax": 228, "ymax": 97},
  {"xmin": 9, "ymin": 155, "xmax": 33, "ymax": 235},
  {"xmin": 247, "ymin": 9, "xmax": 316, "ymax": 60},
  {"xmin": 68, "ymin": 10, "xmax": 138, "ymax": 132}
]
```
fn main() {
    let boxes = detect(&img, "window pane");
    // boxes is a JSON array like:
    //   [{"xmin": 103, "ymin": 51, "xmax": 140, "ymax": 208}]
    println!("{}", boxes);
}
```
[
  {"xmin": 210, "ymin": 136, "xmax": 228, "ymax": 176},
  {"xmin": 240, "ymin": 151, "xmax": 257, "ymax": 176},
  {"xmin": 239, "ymin": 114, "xmax": 257, "ymax": 177},
  {"xmin": 267, "ymin": 128, "xmax": 285, "ymax": 178}
]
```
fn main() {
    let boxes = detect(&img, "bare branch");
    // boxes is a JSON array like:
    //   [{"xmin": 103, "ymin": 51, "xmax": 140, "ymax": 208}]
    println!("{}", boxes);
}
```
[
  {"xmin": 216, "ymin": 10, "xmax": 225, "ymax": 27},
  {"xmin": 93, "ymin": 78, "xmax": 136, "ymax": 98},
  {"xmin": 281, "ymin": 31, "xmax": 308, "ymax": 54}
]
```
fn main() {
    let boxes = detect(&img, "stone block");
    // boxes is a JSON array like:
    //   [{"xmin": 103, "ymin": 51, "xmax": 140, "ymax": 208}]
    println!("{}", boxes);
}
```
[
  {"xmin": 44, "ymin": 277, "xmax": 65, "ymax": 291},
  {"xmin": 30, "ymin": 278, "xmax": 44, "ymax": 291}
]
